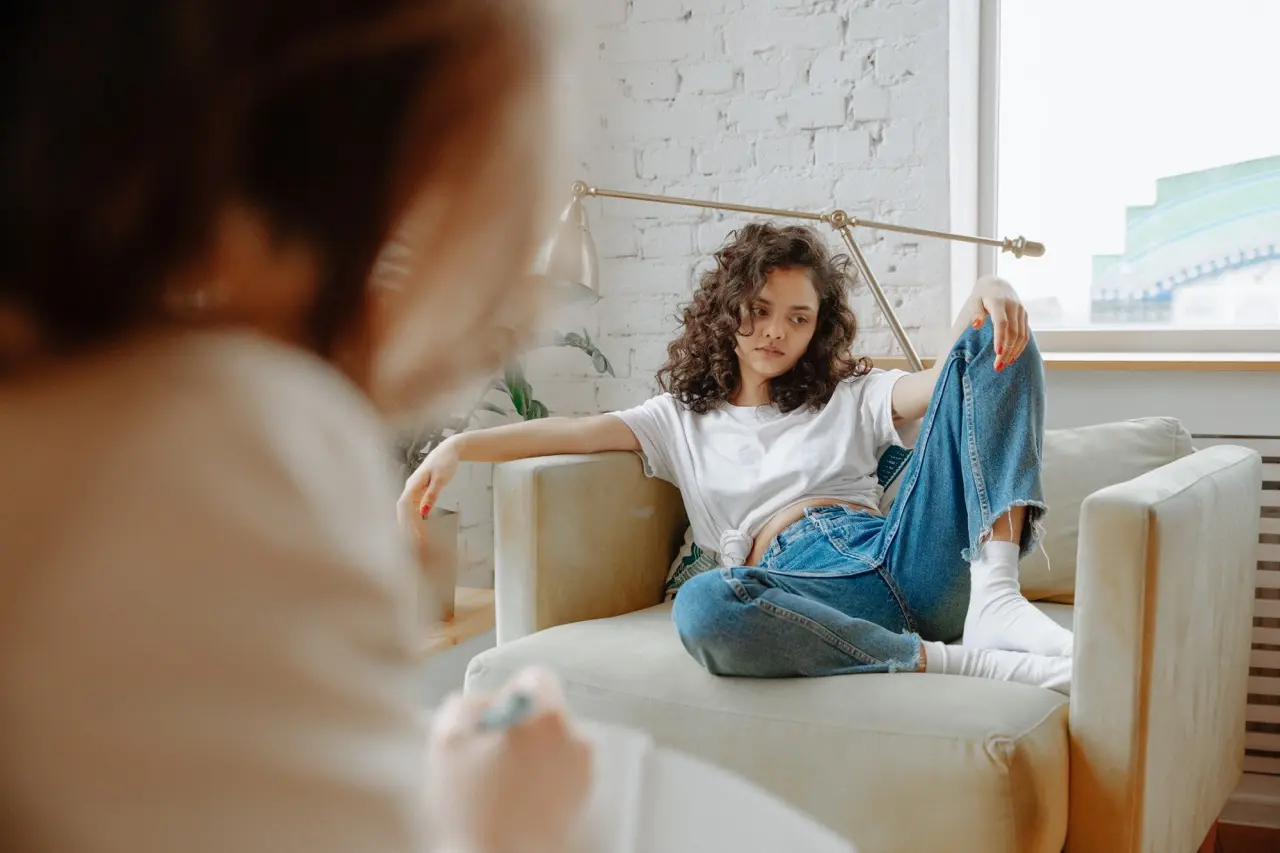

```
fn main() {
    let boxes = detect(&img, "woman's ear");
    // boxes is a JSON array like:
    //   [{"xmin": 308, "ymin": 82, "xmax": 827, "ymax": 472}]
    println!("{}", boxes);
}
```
[{"xmin": 166, "ymin": 203, "xmax": 321, "ymax": 346}]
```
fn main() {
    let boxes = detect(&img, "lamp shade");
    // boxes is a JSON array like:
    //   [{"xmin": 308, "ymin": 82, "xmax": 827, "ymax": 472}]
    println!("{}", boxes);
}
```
[{"xmin": 533, "ymin": 196, "xmax": 600, "ymax": 305}]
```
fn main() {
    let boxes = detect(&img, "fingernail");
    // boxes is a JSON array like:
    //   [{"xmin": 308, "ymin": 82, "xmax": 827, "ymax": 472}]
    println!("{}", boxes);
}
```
[
  {"xmin": 996, "ymin": 345, "xmax": 1004, "ymax": 355},
  {"xmin": 996, "ymin": 362, "xmax": 1004, "ymax": 372},
  {"xmin": 420, "ymin": 504, "xmax": 432, "ymax": 519}
]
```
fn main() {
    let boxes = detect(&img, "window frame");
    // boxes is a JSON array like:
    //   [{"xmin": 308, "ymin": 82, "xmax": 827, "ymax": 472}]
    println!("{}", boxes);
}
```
[{"xmin": 948, "ymin": 0, "xmax": 1280, "ymax": 354}]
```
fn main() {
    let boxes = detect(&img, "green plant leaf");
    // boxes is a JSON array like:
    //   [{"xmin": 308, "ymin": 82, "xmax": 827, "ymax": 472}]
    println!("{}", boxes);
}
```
[
  {"xmin": 526, "ymin": 398, "xmax": 550, "ymax": 420},
  {"xmin": 592, "ymin": 352, "xmax": 615, "ymax": 376},
  {"xmin": 503, "ymin": 364, "xmax": 533, "ymax": 418}
]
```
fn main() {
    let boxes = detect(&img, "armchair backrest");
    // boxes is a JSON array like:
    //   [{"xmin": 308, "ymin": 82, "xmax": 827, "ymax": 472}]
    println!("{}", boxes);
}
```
[{"xmin": 880, "ymin": 417, "xmax": 1194, "ymax": 603}]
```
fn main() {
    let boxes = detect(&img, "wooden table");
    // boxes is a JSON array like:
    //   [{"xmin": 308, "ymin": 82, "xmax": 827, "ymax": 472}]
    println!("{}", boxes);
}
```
[{"xmin": 419, "ymin": 587, "xmax": 495, "ymax": 658}]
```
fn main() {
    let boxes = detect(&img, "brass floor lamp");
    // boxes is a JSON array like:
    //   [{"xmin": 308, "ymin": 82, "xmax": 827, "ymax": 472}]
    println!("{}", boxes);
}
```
[{"xmin": 537, "ymin": 180, "xmax": 1045, "ymax": 373}]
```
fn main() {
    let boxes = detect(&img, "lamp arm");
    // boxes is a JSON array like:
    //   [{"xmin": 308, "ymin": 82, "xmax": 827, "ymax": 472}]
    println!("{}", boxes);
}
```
[
  {"xmin": 575, "ymin": 182, "xmax": 1043, "ymax": 259},
  {"xmin": 569, "ymin": 180, "xmax": 1044, "ymax": 373}
]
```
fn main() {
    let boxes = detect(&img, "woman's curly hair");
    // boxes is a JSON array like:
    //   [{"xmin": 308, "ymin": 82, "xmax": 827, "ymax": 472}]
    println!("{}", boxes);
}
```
[{"xmin": 657, "ymin": 223, "xmax": 871, "ymax": 414}]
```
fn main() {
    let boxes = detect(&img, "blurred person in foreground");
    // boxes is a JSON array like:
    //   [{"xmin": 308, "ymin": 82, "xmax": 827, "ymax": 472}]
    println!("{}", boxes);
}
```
[{"xmin": 0, "ymin": 2, "xmax": 590, "ymax": 852}]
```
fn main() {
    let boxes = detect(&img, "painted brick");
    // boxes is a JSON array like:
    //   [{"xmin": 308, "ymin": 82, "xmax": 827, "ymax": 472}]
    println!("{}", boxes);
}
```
[
  {"xmin": 600, "ymin": 297, "xmax": 683, "ymax": 338},
  {"xmin": 618, "ymin": 64, "xmax": 680, "ymax": 101},
  {"xmin": 680, "ymin": 62, "xmax": 737, "ymax": 94},
  {"xmin": 724, "ymin": 98, "xmax": 786, "ymax": 132},
  {"xmin": 815, "ymin": 127, "xmax": 872, "ymax": 166},
  {"xmin": 610, "ymin": 101, "xmax": 721, "ymax": 140},
  {"xmin": 698, "ymin": 220, "xmax": 743, "ymax": 254},
  {"xmin": 851, "ymin": 81, "xmax": 892, "ymax": 121},
  {"xmin": 629, "ymin": 336, "xmax": 676, "ymax": 378},
  {"xmin": 599, "ymin": 258, "xmax": 693, "ymax": 297},
  {"xmin": 590, "ymin": 216, "xmax": 641, "ymax": 259},
  {"xmin": 756, "ymin": 134, "xmax": 813, "ymax": 169},
  {"xmin": 849, "ymin": 3, "xmax": 941, "ymax": 39},
  {"xmin": 874, "ymin": 37, "xmax": 929, "ymax": 84},
  {"xmin": 640, "ymin": 223, "xmax": 697, "ymax": 260},
  {"xmin": 787, "ymin": 93, "xmax": 848, "ymax": 128},
  {"xmin": 686, "ymin": 0, "xmax": 745, "ymax": 13},
  {"xmin": 749, "ymin": 174, "xmax": 842, "ymax": 213},
  {"xmin": 595, "ymin": 377, "xmax": 663, "ymax": 412},
  {"xmin": 583, "ymin": 0, "xmax": 628, "ymax": 26},
  {"xmin": 599, "ymin": 21, "xmax": 712, "ymax": 64},
  {"xmin": 640, "ymin": 143, "xmax": 693, "ymax": 180},
  {"xmin": 631, "ymin": 0, "xmax": 685, "ymax": 23},
  {"xmin": 808, "ymin": 49, "xmax": 861, "ymax": 88},
  {"xmin": 724, "ymin": 12, "xmax": 844, "ymax": 53},
  {"xmin": 582, "ymin": 144, "xmax": 640, "ymax": 186},
  {"xmin": 696, "ymin": 137, "xmax": 753, "ymax": 174}
]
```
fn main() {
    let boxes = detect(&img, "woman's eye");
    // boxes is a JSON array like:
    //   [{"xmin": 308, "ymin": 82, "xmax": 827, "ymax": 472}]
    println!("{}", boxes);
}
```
[
  {"xmin": 792, "ymin": 316, "xmax": 809, "ymax": 325},
  {"xmin": 752, "ymin": 307, "xmax": 767, "ymax": 317}
]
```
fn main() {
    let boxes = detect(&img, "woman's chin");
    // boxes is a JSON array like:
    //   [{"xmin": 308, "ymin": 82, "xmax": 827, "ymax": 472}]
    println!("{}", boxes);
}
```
[{"xmin": 753, "ymin": 361, "xmax": 798, "ymax": 380}]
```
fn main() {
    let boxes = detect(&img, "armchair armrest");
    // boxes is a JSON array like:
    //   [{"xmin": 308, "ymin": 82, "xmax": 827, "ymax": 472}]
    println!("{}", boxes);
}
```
[
  {"xmin": 492, "ymin": 452, "xmax": 686, "ymax": 645},
  {"xmin": 1069, "ymin": 445, "xmax": 1261, "ymax": 853}
]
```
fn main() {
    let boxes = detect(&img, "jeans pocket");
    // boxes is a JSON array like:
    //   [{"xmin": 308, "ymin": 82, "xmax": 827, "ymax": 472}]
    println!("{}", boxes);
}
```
[{"xmin": 767, "ymin": 515, "xmax": 880, "ymax": 579}]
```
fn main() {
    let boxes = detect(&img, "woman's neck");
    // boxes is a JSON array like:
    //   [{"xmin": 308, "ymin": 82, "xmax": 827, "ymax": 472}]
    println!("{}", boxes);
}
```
[{"xmin": 730, "ymin": 372, "xmax": 772, "ymax": 407}]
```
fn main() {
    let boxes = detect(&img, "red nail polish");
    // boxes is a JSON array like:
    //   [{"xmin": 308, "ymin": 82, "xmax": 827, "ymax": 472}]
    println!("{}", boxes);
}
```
[
  {"xmin": 996, "ymin": 345, "xmax": 1004, "ymax": 355},
  {"xmin": 420, "ymin": 504, "xmax": 432, "ymax": 519},
  {"xmin": 996, "ymin": 362, "xmax": 1004, "ymax": 372}
]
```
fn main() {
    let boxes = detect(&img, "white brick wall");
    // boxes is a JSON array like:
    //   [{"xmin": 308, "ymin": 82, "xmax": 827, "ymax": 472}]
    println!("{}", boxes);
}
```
[{"xmin": 454, "ymin": 0, "xmax": 951, "ymax": 586}]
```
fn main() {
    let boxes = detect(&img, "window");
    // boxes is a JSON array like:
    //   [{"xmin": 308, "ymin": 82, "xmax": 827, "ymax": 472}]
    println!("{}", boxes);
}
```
[{"xmin": 953, "ymin": 0, "xmax": 1280, "ymax": 351}]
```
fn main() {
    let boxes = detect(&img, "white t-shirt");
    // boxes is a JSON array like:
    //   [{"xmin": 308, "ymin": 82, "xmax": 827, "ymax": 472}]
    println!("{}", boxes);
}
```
[
  {"xmin": 0, "ymin": 331, "xmax": 430, "ymax": 853},
  {"xmin": 614, "ymin": 370, "xmax": 907, "ymax": 567}
]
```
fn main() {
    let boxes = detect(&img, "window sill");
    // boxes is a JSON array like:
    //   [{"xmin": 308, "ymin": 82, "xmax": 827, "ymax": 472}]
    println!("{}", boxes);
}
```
[{"xmin": 870, "ymin": 352, "xmax": 1280, "ymax": 373}]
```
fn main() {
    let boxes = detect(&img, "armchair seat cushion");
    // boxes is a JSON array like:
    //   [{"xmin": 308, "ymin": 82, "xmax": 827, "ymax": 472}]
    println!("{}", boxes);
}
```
[{"xmin": 467, "ymin": 602, "xmax": 1073, "ymax": 853}]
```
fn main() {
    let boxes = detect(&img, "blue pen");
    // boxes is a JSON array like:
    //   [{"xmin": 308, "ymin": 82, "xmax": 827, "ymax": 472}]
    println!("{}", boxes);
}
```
[{"xmin": 476, "ymin": 691, "xmax": 535, "ymax": 731}]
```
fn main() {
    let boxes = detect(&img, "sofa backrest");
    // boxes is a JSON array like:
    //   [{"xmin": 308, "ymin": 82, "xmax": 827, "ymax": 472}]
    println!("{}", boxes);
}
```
[{"xmin": 1021, "ymin": 417, "xmax": 1194, "ymax": 602}]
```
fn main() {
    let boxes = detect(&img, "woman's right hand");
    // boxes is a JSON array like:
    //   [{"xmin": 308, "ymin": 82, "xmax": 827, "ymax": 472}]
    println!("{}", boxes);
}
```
[
  {"xmin": 425, "ymin": 667, "xmax": 593, "ymax": 853},
  {"xmin": 397, "ymin": 438, "xmax": 460, "ymax": 543}
]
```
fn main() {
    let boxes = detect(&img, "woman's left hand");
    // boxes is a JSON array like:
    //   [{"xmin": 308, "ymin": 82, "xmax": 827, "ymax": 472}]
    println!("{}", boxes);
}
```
[{"xmin": 968, "ymin": 276, "xmax": 1029, "ymax": 371}]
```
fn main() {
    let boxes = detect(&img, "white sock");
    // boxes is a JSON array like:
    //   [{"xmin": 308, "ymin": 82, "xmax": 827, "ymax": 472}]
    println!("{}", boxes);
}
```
[
  {"xmin": 922, "ymin": 640, "xmax": 1072, "ymax": 695},
  {"xmin": 964, "ymin": 540, "xmax": 1074, "ymax": 657}
]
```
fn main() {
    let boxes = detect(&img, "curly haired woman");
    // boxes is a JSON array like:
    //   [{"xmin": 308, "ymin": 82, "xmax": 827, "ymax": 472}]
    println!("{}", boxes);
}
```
[{"xmin": 401, "ymin": 223, "xmax": 1074, "ymax": 693}]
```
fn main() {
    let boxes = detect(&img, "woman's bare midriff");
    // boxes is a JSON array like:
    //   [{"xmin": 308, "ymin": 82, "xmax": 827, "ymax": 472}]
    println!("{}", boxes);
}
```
[{"xmin": 745, "ymin": 498, "xmax": 880, "ymax": 566}]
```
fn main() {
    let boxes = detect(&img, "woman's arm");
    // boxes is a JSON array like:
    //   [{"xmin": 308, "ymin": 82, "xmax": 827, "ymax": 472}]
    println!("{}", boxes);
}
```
[
  {"xmin": 890, "ymin": 275, "xmax": 1030, "ymax": 422},
  {"xmin": 399, "ymin": 415, "xmax": 640, "ymax": 526},
  {"xmin": 451, "ymin": 414, "xmax": 640, "ymax": 462}
]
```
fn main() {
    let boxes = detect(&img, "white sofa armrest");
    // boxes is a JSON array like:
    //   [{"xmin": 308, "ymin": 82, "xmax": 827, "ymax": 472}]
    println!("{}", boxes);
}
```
[
  {"xmin": 1069, "ymin": 445, "xmax": 1260, "ymax": 853},
  {"xmin": 492, "ymin": 452, "xmax": 687, "ymax": 645}
]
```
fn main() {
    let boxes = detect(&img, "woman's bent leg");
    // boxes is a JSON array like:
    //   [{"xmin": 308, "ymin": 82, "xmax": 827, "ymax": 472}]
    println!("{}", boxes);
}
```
[
  {"xmin": 671, "ymin": 566, "xmax": 922, "ymax": 678},
  {"xmin": 879, "ymin": 320, "xmax": 1073, "ymax": 657},
  {"xmin": 672, "ymin": 511, "xmax": 922, "ymax": 678}
]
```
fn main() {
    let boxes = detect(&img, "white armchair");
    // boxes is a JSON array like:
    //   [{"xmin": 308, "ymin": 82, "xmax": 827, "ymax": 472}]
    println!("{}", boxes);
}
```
[{"xmin": 467, "ymin": 418, "xmax": 1260, "ymax": 853}]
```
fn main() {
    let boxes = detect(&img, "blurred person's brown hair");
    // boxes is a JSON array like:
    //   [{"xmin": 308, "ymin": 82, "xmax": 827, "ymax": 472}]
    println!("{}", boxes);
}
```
[{"xmin": 0, "ymin": 1, "xmax": 552, "ymax": 409}]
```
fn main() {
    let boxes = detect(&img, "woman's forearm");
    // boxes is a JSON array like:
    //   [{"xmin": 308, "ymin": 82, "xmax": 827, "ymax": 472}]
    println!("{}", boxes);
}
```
[
  {"xmin": 448, "ymin": 417, "xmax": 589, "ymax": 463},
  {"xmin": 890, "ymin": 285, "xmax": 988, "ymax": 421}
]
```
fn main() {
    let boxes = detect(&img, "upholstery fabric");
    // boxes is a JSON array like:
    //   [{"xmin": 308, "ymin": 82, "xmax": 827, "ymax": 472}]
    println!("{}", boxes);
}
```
[
  {"xmin": 469, "ymin": 603, "xmax": 1070, "ymax": 853},
  {"xmin": 1016, "ymin": 417, "xmax": 1194, "ymax": 603}
]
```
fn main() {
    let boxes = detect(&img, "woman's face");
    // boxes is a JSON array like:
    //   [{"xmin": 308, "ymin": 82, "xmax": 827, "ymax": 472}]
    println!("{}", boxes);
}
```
[{"xmin": 734, "ymin": 266, "xmax": 819, "ymax": 381}]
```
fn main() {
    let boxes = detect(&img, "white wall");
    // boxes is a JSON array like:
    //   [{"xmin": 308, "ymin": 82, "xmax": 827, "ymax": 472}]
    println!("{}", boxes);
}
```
[{"xmin": 451, "ymin": 0, "xmax": 952, "ymax": 585}]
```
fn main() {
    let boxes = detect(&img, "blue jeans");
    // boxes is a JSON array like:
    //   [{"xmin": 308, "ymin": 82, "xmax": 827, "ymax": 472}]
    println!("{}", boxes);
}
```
[{"xmin": 671, "ymin": 322, "xmax": 1047, "ymax": 677}]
